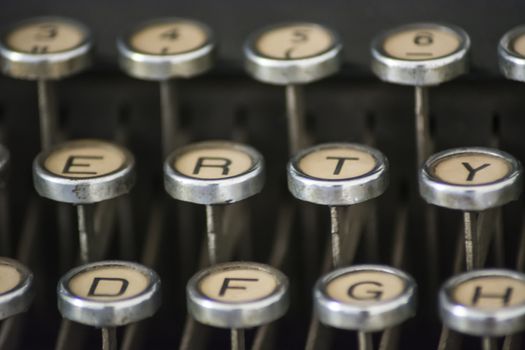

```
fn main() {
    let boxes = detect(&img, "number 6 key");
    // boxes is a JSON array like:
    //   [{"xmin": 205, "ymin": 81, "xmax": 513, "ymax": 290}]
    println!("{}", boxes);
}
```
[{"xmin": 371, "ymin": 23, "xmax": 470, "ymax": 167}]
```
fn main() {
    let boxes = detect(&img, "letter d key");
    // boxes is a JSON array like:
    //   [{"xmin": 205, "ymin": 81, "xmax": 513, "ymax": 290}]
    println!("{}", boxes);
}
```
[{"xmin": 58, "ymin": 261, "xmax": 161, "ymax": 350}]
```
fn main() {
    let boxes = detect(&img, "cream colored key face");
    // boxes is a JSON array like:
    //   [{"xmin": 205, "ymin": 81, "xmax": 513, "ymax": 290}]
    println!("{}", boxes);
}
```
[
  {"xmin": 429, "ymin": 153, "xmax": 511, "ymax": 186},
  {"xmin": 5, "ymin": 19, "xmax": 87, "ymax": 54},
  {"xmin": 297, "ymin": 147, "xmax": 377, "ymax": 180},
  {"xmin": 199, "ymin": 267, "xmax": 279, "ymax": 303},
  {"xmin": 383, "ymin": 27, "xmax": 461, "ymax": 61},
  {"xmin": 255, "ymin": 24, "xmax": 334, "ymax": 60},
  {"xmin": 326, "ymin": 270, "xmax": 406, "ymax": 305},
  {"xmin": 129, "ymin": 20, "xmax": 208, "ymax": 55},
  {"xmin": 44, "ymin": 140, "xmax": 127, "ymax": 179},
  {"xmin": 452, "ymin": 276, "xmax": 525, "ymax": 310},
  {"xmin": 174, "ymin": 147, "xmax": 254, "ymax": 180},
  {"xmin": 0, "ymin": 263, "xmax": 23, "ymax": 295},
  {"xmin": 67, "ymin": 265, "xmax": 150, "ymax": 302},
  {"xmin": 512, "ymin": 33, "xmax": 525, "ymax": 57}
]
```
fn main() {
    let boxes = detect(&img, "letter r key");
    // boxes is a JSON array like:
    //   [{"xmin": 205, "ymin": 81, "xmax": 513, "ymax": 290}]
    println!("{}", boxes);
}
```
[{"xmin": 164, "ymin": 141, "xmax": 264, "ymax": 265}]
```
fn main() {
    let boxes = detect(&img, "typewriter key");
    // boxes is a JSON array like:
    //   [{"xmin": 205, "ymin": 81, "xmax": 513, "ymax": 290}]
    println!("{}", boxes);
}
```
[
  {"xmin": 371, "ymin": 23, "xmax": 470, "ymax": 166},
  {"xmin": 440, "ymin": 269, "xmax": 525, "ymax": 349},
  {"xmin": 420, "ymin": 147, "xmax": 522, "ymax": 270},
  {"xmin": 499, "ymin": 26, "xmax": 525, "ymax": 82},
  {"xmin": 314, "ymin": 265, "xmax": 417, "ymax": 350},
  {"xmin": 0, "ymin": 17, "xmax": 92, "ymax": 149},
  {"xmin": 33, "ymin": 139, "xmax": 135, "ymax": 263},
  {"xmin": 187, "ymin": 262, "xmax": 289, "ymax": 350},
  {"xmin": 244, "ymin": 22, "xmax": 342, "ymax": 154},
  {"xmin": 118, "ymin": 18, "xmax": 215, "ymax": 156},
  {"xmin": 0, "ymin": 258, "xmax": 34, "ymax": 321},
  {"xmin": 164, "ymin": 141, "xmax": 264, "ymax": 264},
  {"xmin": 287, "ymin": 143, "xmax": 388, "ymax": 267},
  {"xmin": 58, "ymin": 261, "xmax": 161, "ymax": 350}
]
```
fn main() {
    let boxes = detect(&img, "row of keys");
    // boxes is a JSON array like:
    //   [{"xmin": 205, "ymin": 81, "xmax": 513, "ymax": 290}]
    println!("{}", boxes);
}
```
[
  {"xmin": 21, "ymin": 136, "xmax": 524, "ymax": 275},
  {"xmin": 0, "ymin": 255, "xmax": 523, "ymax": 350},
  {"xmin": 6, "ymin": 17, "xmax": 525, "ymax": 84},
  {"xmin": 2, "ymin": 17, "xmax": 525, "ymax": 158}
]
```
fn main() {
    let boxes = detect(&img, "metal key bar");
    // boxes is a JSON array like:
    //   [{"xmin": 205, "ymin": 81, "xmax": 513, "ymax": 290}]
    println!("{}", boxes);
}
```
[
  {"xmin": 379, "ymin": 204, "xmax": 408, "ymax": 350},
  {"xmin": 37, "ymin": 80, "xmax": 58, "ymax": 150},
  {"xmin": 285, "ymin": 84, "xmax": 307, "ymax": 155},
  {"xmin": 0, "ymin": 199, "xmax": 40, "ymax": 350},
  {"xmin": 502, "ymin": 208, "xmax": 525, "ymax": 350},
  {"xmin": 121, "ymin": 201, "xmax": 165, "ymax": 350},
  {"xmin": 340, "ymin": 204, "xmax": 369, "ymax": 266},
  {"xmin": 55, "ymin": 200, "xmax": 117, "ymax": 350},
  {"xmin": 252, "ymin": 202, "xmax": 295, "ymax": 350},
  {"xmin": 304, "ymin": 244, "xmax": 335, "ymax": 350},
  {"xmin": 160, "ymin": 80, "xmax": 179, "ymax": 158},
  {"xmin": 305, "ymin": 203, "xmax": 371, "ymax": 350},
  {"xmin": 179, "ymin": 203, "xmax": 247, "ymax": 349},
  {"xmin": 0, "ymin": 185, "xmax": 10, "ymax": 256},
  {"xmin": 437, "ymin": 228, "xmax": 466, "ymax": 350}
]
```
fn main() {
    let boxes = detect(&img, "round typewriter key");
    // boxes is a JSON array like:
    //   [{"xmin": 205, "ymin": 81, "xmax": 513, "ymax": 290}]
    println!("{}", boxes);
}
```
[
  {"xmin": 164, "ymin": 141, "xmax": 264, "ymax": 264},
  {"xmin": 440, "ymin": 269, "xmax": 525, "ymax": 348},
  {"xmin": 0, "ymin": 17, "xmax": 92, "ymax": 79},
  {"xmin": 314, "ymin": 265, "xmax": 417, "ymax": 349},
  {"xmin": 187, "ymin": 262, "xmax": 289, "ymax": 350},
  {"xmin": 34, "ymin": 139, "xmax": 135, "ymax": 263},
  {"xmin": 244, "ymin": 22, "xmax": 342, "ymax": 154},
  {"xmin": 0, "ymin": 258, "xmax": 34, "ymax": 321},
  {"xmin": 118, "ymin": 18, "xmax": 215, "ymax": 156},
  {"xmin": 58, "ymin": 261, "xmax": 161, "ymax": 350},
  {"xmin": 371, "ymin": 23, "xmax": 469, "ymax": 87},
  {"xmin": 0, "ymin": 17, "xmax": 92, "ymax": 149},
  {"xmin": 287, "ymin": 143, "xmax": 388, "ymax": 267},
  {"xmin": 420, "ymin": 147, "xmax": 522, "ymax": 270},
  {"xmin": 371, "ymin": 23, "xmax": 470, "ymax": 167},
  {"xmin": 499, "ymin": 26, "xmax": 525, "ymax": 82},
  {"xmin": 118, "ymin": 17, "xmax": 214, "ymax": 80}
]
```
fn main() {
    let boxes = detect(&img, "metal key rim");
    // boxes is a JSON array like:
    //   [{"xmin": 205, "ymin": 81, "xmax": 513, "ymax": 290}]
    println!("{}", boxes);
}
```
[
  {"xmin": 0, "ymin": 257, "xmax": 34, "ymax": 320},
  {"xmin": 33, "ymin": 139, "xmax": 136, "ymax": 204},
  {"xmin": 0, "ymin": 16, "xmax": 92, "ymax": 80},
  {"xmin": 439, "ymin": 269, "xmax": 525, "ymax": 336},
  {"xmin": 371, "ymin": 22, "xmax": 470, "ymax": 86},
  {"xmin": 287, "ymin": 142, "xmax": 389, "ymax": 206},
  {"xmin": 57, "ymin": 260, "xmax": 162, "ymax": 328},
  {"xmin": 419, "ymin": 147, "xmax": 522, "ymax": 211},
  {"xmin": 243, "ymin": 21, "xmax": 343, "ymax": 85},
  {"xmin": 314, "ymin": 264, "xmax": 417, "ymax": 332},
  {"xmin": 186, "ymin": 261, "xmax": 289, "ymax": 329},
  {"xmin": 164, "ymin": 140, "xmax": 265, "ymax": 205},
  {"xmin": 498, "ymin": 25, "xmax": 525, "ymax": 82},
  {"xmin": 117, "ymin": 17, "xmax": 215, "ymax": 80}
]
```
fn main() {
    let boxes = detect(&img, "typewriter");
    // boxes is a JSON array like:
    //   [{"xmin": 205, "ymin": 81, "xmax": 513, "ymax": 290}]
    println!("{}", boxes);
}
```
[{"xmin": 0, "ymin": 1, "xmax": 524, "ymax": 349}]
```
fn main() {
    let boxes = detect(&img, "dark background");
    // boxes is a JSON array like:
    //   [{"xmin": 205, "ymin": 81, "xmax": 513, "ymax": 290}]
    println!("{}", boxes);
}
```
[{"xmin": 0, "ymin": 1, "xmax": 524, "ymax": 349}]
